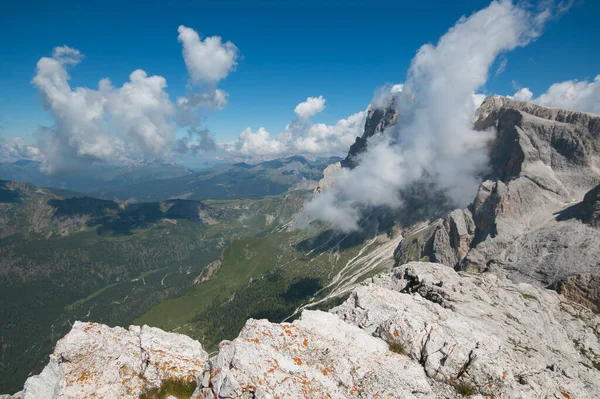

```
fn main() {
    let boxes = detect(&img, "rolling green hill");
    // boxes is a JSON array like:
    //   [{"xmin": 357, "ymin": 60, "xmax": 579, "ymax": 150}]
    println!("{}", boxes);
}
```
[
  {"xmin": 0, "ymin": 179, "xmax": 308, "ymax": 393},
  {"xmin": 135, "ymin": 217, "xmax": 401, "ymax": 353}
]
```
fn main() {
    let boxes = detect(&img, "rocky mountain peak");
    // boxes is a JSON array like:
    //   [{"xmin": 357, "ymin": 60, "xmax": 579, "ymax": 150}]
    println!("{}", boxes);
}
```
[
  {"xmin": 395, "ymin": 97, "xmax": 600, "ymax": 315},
  {"xmin": 476, "ymin": 96, "xmax": 600, "ymax": 189},
  {"xmin": 340, "ymin": 101, "xmax": 399, "ymax": 169}
]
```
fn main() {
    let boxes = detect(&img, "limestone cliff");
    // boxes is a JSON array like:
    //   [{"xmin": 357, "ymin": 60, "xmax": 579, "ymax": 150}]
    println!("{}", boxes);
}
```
[
  {"xmin": 340, "ymin": 103, "xmax": 398, "ymax": 169},
  {"xmin": 395, "ymin": 97, "xmax": 600, "ymax": 312}
]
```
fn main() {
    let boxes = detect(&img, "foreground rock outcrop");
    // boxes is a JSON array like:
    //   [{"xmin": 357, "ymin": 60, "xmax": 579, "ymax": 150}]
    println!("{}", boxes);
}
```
[
  {"xmin": 8, "ymin": 262, "xmax": 600, "ymax": 398},
  {"xmin": 7, "ymin": 322, "xmax": 207, "ymax": 399}
]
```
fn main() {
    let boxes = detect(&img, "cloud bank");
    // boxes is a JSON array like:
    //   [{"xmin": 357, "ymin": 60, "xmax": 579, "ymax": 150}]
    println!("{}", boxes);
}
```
[
  {"xmin": 27, "ymin": 26, "xmax": 239, "ymax": 172},
  {"xmin": 304, "ymin": 0, "xmax": 556, "ymax": 232},
  {"xmin": 510, "ymin": 75, "xmax": 600, "ymax": 114},
  {"xmin": 230, "ymin": 96, "xmax": 366, "ymax": 157},
  {"xmin": 0, "ymin": 137, "xmax": 41, "ymax": 161},
  {"xmin": 32, "ymin": 46, "xmax": 175, "ymax": 173}
]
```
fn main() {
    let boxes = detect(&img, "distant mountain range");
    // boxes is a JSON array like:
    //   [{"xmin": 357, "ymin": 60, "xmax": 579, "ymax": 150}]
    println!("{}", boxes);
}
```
[{"xmin": 0, "ymin": 156, "xmax": 340, "ymax": 202}]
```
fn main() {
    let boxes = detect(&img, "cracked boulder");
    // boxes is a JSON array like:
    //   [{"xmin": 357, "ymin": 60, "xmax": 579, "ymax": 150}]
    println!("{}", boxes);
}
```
[
  {"xmin": 20, "ymin": 322, "xmax": 207, "ymax": 399},
  {"xmin": 197, "ymin": 311, "xmax": 434, "ymax": 399}
]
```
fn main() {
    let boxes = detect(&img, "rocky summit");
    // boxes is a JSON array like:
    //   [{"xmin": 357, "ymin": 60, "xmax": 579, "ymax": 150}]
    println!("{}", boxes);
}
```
[{"xmin": 5, "ymin": 262, "xmax": 600, "ymax": 398}]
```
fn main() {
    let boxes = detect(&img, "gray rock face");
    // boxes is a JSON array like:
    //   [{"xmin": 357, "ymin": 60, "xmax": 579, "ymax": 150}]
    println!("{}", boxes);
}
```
[
  {"xmin": 312, "ymin": 161, "xmax": 341, "ymax": 194},
  {"xmin": 583, "ymin": 183, "xmax": 600, "ymax": 227},
  {"xmin": 333, "ymin": 262, "xmax": 600, "ymax": 398},
  {"xmin": 341, "ymin": 103, "xmax": 398, "ymax": 169},
  {"xmin": 395, "ymin": 97, "xmax": 600, "ymax": 312},
  {"xmin": 476, "ymin": 95, "xmax": 600, "ymax": 191},
  {"xmin": 394, "ymin": 209, "xmax": 475, "ymax": 268}
]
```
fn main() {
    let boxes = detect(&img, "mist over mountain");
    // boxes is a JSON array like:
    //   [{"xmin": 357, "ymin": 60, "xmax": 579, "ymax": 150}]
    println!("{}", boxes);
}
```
[{"xmin": 2, "ymin": 0, "xmax": 600, "ymax": 398}]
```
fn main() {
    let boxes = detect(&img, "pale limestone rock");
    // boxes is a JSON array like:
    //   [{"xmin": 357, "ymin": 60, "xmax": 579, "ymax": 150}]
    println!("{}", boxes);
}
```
[
  {"xmin": 21, "ymin": 322, "xmax": 207, "ymax": 399},
  {"xmin": 202, "ymin": 311, "xmax": 434, "ymax": 398},
  {"xmin": 313, "ymin": 161, "xmax": 341, "ymax": 194},
  {"xmin": 9, "ymin": 263, "xmax": 600, "ymax": 398},
  {"xmin": 333, "ymin": 262, "xmax": 600, "ymax": 399}
]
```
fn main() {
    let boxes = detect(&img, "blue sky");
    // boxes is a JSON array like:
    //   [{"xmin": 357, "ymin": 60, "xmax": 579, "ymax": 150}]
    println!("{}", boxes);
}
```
[{"xmin": 1, "ymin": 0, "xmax": 599, "ymax": 148}]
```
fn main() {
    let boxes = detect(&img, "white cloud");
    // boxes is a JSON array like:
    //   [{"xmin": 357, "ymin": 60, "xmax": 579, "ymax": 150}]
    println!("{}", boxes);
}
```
[
  {"xmin": 0, "ymin": 137, "xmax": 41, "ymax": 161},
  {"xmin": 511, "ymin": 76, "xmax": 600, "ymax": 113},
  {"xmin": 176, "ymin": 26, "xmax": 239, "ymax": 154},
  {"xmin": 472, "ymin": 93, "xmax": 487, "ymax": 109},
  {"xmin": 32, "ymin": 46, "xmax": 175, "ymax": 173},
  {"xmin": 294, "ymin": 96, "xmax": 326, "ymax": 119},
  {"xmin": 106, "ymin": 70, "xmax": 174, "ymax": 156},
  {"xmin": 30, "ymin": 26, "xmax": 241, "ymax": 172},
  {"xmin": 233, "ymin": 127, "xmax": 285, "ymax": 156},
  {"xmin": 52, "ymin": 45, "xmax": 83, "ymax": 65},
  {"xmin": 495, "ymin": 57, "xmax": 508, "ymax": 76},
  {"xmin": 175, "ymin": 126, "xmax": 217, "ymax": 155},
  {"xmin": 291, "ymin": 111, "xmax": 366, "ymax": 154},
  {"xmin": 510, "ymin": 87, "xmax": 534, "ymax": 101},
  {"xmin": 177, "ymin": 88, "xmax": 228, "ymax": 111},
  {"xmin": 177, "ymin": 25, "xmax": 239, "ymax": 84},
  {"xmin": 371, "ymin": 83, "xmax": 403, "ymax": 108},
  {"xmin": 390, "ymin": 84, "xmax": 404, "ymax": 93},
  {"xmin": 229, "ymin": 103, "xmax": 366, "ymax": 158},
  {"xmin": 304, "ymin": 0, "xmax": 554, "ymax": 232}
]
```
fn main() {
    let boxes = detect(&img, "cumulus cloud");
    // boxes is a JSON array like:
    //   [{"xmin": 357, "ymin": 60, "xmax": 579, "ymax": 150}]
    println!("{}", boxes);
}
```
[
  {"xmin": 174, "ymin": 126, "xmax": 217, "ymax": 155},
  {"xmin": 105, "ymin": 70, "xmax": 174, "ymax": 155},
  {"xmin": 510, "ymin": 76, "xmax": 600, "ymax": 113},
  {"xmin": 177, "ymin": 88, "xmax": 228, "ymax": 111},
  {"xmin": 304, "ymin": 0, "xmax": 555, "ymax": 232},
  {"xmin": 177, "ymin": 25, "xmax": 239, "ymax": 84},
  {"xmin": 176, "ymin": 26, "xmax": 239, "ymax": 155},
  {"xmin": 29, "ymin": 26, "xmax": 240, "ymax": 171},
  {"xmin": 0, "ymin": 137, "xmax": 41, "ymax": 161},
  {"xmin": 230, "ymin": 95, "xmax": 366, "ymax": 157},
  {"xmin": 294, "ymin": 96, "xmax": 326, "ymax": 119},
  {"xmin": 292, "ymin": 111, "xmax": 366, "ymax": 153},
  {"xmin": 233, "ymin": 127, "xmax": 285, "ymax": 156},
  {"xmin": 510, "ymin": 87, "xmax": 534, "ymax": 101},
  {"xmin": 32, "ymin": 47, "xmax": 175, "ymax": 173}
]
